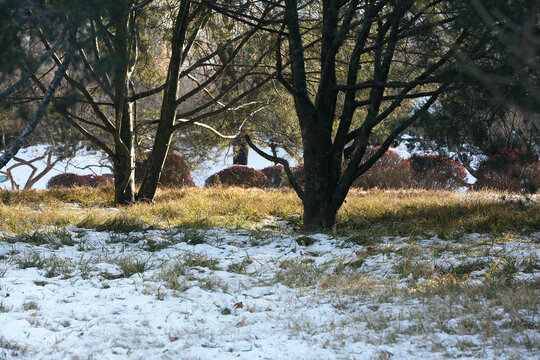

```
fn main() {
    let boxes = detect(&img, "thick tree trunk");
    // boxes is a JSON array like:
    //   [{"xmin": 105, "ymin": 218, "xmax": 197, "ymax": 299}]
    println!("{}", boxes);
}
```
[
  {"xmin": 301, "ymin": 115, "xmax": 340, "ymax": 232},
  {"xmin": 113, "ymin": 153, "xmax": 135, "ymax": 204},
  {"xmin": 112, "ymin": 102, "xmax": 136, "ymax": 204},
  {"xmin": 136, "ymin": 121, "xmax": 173, "ymax": 201},
  {"xmin": 303, "ymin": 191, "xmax": 339, "ymax": 232},
  {"xmin": 110, "ymin": 11, "xmax": 136, "ymax": 205}
]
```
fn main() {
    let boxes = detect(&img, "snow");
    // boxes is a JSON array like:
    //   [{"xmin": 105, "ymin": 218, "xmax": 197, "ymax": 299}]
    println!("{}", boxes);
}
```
[{"xmin": 0, "ymin": 223, "xmax": 538, "ymax": 359}]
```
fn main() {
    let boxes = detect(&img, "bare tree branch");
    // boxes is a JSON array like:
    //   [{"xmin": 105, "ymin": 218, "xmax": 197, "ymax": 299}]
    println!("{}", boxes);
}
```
[{"xmin": 245, "ymin": 134, "xmax": 304, "ymax": 202}]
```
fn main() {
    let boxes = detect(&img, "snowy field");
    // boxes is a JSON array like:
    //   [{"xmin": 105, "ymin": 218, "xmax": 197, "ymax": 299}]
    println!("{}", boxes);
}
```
[{"xmin": 0, "ymin": 220, "xmax": 538, "ymax": 359}]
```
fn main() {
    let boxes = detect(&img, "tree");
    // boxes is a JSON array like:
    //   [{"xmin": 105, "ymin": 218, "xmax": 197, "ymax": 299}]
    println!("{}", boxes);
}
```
[
  {"xmin": 0, "ymin": 0, "xmax": 156, "ymax": 202},
  {"xmin": 136, "ymin": 0, "xmax": 277, "ymax": 201},
  {"xmin": 248, "ymin": 0, "xmax": 484, "ymax": 231}
]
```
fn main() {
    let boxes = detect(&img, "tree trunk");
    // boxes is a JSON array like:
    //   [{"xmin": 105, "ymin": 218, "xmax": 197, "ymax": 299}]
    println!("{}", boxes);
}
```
[
  {"xmin": 111, "ymin": 11, "xmax": 136, "ymax": 205},
  {"xmin": 232, "ymin": 137, "xmax": 249, "ymax": 165},
  {"xmin": 112, "ymin": 101, "xmax": 136, "ymax": 204},
  {"xmin": 303, "ymin": 191, "xmax": 339, "ymax": 232},
  {"xmin": 137, "ymin": 0, "xmax": 190, "ymax": 202},
  {"xmin": 136, "ymin": 121, "xmax": 174, "ymax": 201},
  {"xmin": 300, "ymin": 114, "xmax": 339, "ymax": 231},
  {"xmin": 113, "ymin": 153, "xmax": 134, "ymax": 204}
]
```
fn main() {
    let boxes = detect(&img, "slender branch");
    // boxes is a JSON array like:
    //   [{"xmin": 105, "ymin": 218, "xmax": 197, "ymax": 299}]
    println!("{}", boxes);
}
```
[
  {"xmin": 0, "ymin": 49, "xmax": 73, "ymax": 170},
  {"xmin": 245, "ymin": 135, "xmax": 304, "ymax": 202},
  {"xmin": 0, "ymin": 27, "xmax": 66, "ymax": 103},
  {"xmin": 129, "ymin": 83, "xmax": 166, "ymax": 102}
]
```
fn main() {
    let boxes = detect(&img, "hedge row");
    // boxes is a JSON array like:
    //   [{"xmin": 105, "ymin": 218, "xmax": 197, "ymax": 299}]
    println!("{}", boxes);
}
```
[
  {"xmin": 47, "ymin": 148, "xmax": 539, "ymax": 193},
  {"xmin": 47, "ymin": 151, "xmax": 195, "ymax": 189},
  {"xmin": 474, "ymin": 148, "xmax": 539, "ymax": 193}
]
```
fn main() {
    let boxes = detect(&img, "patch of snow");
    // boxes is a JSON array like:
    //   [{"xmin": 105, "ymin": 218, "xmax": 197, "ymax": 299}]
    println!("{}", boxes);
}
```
[{"xmin": 0, "ymin": 225, "xmax": 538, "ymax": 359}]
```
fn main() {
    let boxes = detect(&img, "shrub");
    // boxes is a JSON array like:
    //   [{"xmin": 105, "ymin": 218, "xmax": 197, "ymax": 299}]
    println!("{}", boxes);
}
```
[
  {"xmin": 352, "ymin": 147, "xmax": 415, "ymax": 189},
  {"xmin": 135, "ymin": 151, "xmax": 195, "ymax": 188},
  {"xmin": 289, "ymin": 165, "xmax": 306, "ymax": 188},
  {"xmin": 205, "ymin": 165, "xmax": 269, "ymax": 188},
  {"xmin": 262, "ymin": 165, "xmax": 286, "ymax": 188},
  {"xmin": 280, "ymin": 165, "xmax": 305, "ymax": 189},
  {"xmin": 81, "ymin": 174, "xmax": 113, "ymax": 188},
  {"xmin": 475, "ymin": 148, "xmax": 540, "ymax": 193},
  {"xmin": 47, "ymin": 173, "xmax": 90, "ymax": 189},
  {"xmin": 410, "ymin": 154, "xmax": 468, "ymax": 190}
]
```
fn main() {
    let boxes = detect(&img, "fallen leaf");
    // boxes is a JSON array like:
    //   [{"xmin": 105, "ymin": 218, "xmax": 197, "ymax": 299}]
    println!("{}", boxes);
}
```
[
  {"xmin": 168, "ymin": 334, "xmax": 178, "ymax": 342},
  {"xmin": 233, "ymin": 301, "xmax": 243, "ymax": 309}
]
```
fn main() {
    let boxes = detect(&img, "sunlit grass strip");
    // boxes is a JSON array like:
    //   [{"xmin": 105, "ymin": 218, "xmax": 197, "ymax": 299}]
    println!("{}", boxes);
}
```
[{"xmin": 0, "ymin": 187, "xmax": 538, "ymax": 236}]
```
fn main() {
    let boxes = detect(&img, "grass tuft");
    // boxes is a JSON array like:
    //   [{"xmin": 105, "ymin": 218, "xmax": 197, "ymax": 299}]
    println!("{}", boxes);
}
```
[
  {"xmin": 114, "ymin": 256, "xmax": 152, "ymax": 278},
  {"xmin": 275, "ymin": 258, "xmax": 325, "ymax": 288},
  {"xmin": 95, "ymin": 215, "xmax": 150, "ymax": 233}
]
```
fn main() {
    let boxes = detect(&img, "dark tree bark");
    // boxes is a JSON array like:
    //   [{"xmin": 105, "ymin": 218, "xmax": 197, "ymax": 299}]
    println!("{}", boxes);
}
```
[
  {"xmin": 232, "ymin": 137, "xmax": 249, "ymax": 165},
  {"xmin": 110, "ymin": 10, "xmax": 137, "ymax": 204},
  {"xmin": 136, "ymin": 0, "xmax": 192, "ymax": 201}
]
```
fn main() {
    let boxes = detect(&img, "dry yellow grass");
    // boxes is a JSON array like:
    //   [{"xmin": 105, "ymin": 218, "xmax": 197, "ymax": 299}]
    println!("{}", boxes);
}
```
[{"xmin": 0, "ymin": 187, "xmax": 538, "ymax": 236}]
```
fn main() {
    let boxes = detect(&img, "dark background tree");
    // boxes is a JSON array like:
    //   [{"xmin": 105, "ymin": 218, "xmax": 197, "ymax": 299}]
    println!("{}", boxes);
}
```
[
  {"xmin": 409, "ymin": 0, "xmax": 539, "ymax": 173},
  {"xmin": 0, "ymin": 0, "xmax": 91, "ymax": 170}
]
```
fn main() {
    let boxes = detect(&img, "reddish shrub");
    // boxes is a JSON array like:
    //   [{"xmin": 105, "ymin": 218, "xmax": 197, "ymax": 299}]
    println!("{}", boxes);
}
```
[
  {"xmin": 82, "ymin": 174, "xmax": 114, "ymax": 188},
  {"xmin": 135, "ymin": 151, "xmax": 195, "ymax": 188},
  {"xmin": 47, "ymin": 173, "xmax": 90, "ymax": 189},
  {"xmin": 279, "ymin": 165, "xmax": 305, "ymax": 189},
  {"xmin": 410, "ymin": 154, "xmax": 468, "ymax": 190},
  {"xmin": 352, "ymin": 147, "xmax": 415, "ymax": 189},
  {"xmin": 262, "ymin": 165, "xmax": 305, "ymax": 188},
  {"xmin": 262, "ymin": 165, "xmax": 285, "ymax": 188},
  {"xmin": 290, "ymin": 165, "xmax": 305, "ymax": 188},
  {"xmin": 475, "ymin": 148, "xmax": 540, "ymax": 193},
  {"xmin": 205, "ymin": 165, "xmax": 270, "ymax": 188}
]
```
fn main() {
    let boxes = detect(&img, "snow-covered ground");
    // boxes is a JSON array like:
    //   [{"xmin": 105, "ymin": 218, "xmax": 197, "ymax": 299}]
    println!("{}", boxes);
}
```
[{"xmin": 0, "ymin": 222, "xmax": 538, "ymax": 359}]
